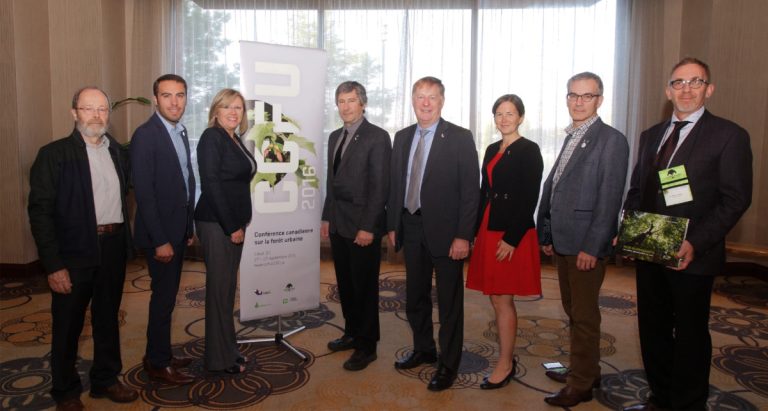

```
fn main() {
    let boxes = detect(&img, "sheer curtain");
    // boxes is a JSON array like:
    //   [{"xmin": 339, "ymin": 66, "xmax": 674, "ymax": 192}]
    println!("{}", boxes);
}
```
[{"xmin": 171, "ymin": 0, "xmax": 628, "ymax": 181}]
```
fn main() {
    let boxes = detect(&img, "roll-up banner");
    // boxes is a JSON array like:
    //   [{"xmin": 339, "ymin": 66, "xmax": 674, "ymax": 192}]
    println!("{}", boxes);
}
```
[{"xmin": 239, "ymin": 41, "xmax": 327, "ymax": 321}]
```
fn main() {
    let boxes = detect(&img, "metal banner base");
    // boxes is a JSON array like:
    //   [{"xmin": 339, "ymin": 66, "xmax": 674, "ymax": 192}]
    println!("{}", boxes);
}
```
[{"xmin": 238, "ymin": 315, "xmax": 308, "ymax": 361}]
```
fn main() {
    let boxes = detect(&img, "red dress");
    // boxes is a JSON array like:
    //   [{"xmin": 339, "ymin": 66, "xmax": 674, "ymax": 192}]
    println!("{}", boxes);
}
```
[{"xmin": 466, "ymin": 151, "xmax": 542, "ymax": 296}]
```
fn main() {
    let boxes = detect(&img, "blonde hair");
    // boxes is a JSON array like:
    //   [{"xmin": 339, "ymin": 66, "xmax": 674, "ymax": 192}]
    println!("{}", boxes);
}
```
[{"xmin": 207, "ymin": 88, "xmax": 249, "ymax": 135}]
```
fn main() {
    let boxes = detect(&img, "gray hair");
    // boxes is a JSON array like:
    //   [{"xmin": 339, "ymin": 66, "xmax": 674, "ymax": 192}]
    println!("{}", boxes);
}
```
[
  {"xmin": 71, "ymin": 86, "xmax": 111, "ymax": 110},
  {"xmin": 335, "ymin": 81, "xmax": 368, "ymax": 105},
  {"xmin": 567, "ymin": 72, "xmax": 604, "ymax": 95}
]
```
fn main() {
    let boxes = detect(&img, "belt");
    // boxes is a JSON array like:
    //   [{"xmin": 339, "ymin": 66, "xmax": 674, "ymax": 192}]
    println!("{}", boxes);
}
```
[
  {"xmin": 97, "ymin": 223, "xmax": 124, "ymax": 235},
  {"xmin": 404, "ymin": 208, "xmax": 421, "ymax": 216}
]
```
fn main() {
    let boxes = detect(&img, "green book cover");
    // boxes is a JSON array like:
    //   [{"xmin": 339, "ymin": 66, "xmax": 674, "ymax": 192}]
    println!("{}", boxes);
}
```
[{"xmin": 616, "ymin": 209, "xmax": 690, "ymax": 267}]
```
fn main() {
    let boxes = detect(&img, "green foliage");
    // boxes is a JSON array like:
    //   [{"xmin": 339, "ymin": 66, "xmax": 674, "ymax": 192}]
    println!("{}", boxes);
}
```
[{"xmin": 617, "ymin": 210, "xmax": 689, "ymax": 266}]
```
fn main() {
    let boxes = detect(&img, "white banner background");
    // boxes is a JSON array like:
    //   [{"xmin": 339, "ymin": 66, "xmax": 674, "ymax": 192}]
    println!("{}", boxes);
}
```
[{"xmin": 239, "ymin": 41, "xmax": 327, "ymax": 321}]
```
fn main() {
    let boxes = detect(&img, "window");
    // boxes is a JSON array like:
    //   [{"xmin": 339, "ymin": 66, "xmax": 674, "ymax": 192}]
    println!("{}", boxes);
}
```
[{"xmin": 176, "ymin": 0, "xmax": 623, "ymax": 183}]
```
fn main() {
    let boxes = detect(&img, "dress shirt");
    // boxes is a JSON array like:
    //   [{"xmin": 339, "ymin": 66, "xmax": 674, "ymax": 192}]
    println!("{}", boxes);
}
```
[
  {"xmin": 404, "ymin": 121, "xmax": 438, "ymax": 207},
  {"xmin": 158, "ymin": 113, "xmax": 190, "ymax": 195},
  {"xmin": 656, "ymin": 106, "xmax": 705, "ymax": 167},
  {"xmin": 85, "ymin": 135, "xmax": 123, "ymax": 224},
  {"xmin": 553, "ymin": 114, "xmax": 600, "ymax": 187},
  {"xmin": 334, "ymin": 116, "xmax": 364, "ymax": 159}
]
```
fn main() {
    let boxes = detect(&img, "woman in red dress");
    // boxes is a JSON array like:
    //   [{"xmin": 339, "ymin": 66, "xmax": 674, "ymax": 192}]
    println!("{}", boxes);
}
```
[{"xmin": 467, "ymin": 94, "xmax": 543, "ymax": 389}]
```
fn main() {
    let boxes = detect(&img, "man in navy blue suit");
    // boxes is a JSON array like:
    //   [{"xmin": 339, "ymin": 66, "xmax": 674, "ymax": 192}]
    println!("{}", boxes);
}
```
[{"xmin": 131, "ymin": 74, "xmax": 196, "ymax": 384}]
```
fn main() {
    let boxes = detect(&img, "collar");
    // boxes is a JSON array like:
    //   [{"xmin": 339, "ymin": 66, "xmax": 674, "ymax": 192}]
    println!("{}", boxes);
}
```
[{"xmin": 565, "ymin": 115, "xmax": 599, "ymax": 135}]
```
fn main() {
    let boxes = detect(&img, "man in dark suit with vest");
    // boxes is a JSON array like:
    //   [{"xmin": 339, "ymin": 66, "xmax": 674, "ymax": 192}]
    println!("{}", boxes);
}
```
[
  {"xmin": 388, "ymin": 76, "xmax": 480, "ymax": 391},
  {"xmin": 131, "ymin": 74, "xmax": 196, "ymax": 385},
  {"xmin": 622, "ymin": 58, "xmax": 752, "ymax": 411},
  {"xmin": 321, "ymin": 81, "xmax": 391, "ymax": 371}
]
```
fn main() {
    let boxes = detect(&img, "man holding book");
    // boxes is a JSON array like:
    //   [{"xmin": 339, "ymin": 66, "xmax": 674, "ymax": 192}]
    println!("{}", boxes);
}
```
[{"xmin": 622, "ymin": 57, "xmax": 753, "ymax": 411}]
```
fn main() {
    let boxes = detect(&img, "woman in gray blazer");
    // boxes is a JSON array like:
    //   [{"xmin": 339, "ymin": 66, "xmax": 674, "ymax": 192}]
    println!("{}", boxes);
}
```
[{"xmin": 195, "ymin": 89, "xmax": 257, "ymax": 374}]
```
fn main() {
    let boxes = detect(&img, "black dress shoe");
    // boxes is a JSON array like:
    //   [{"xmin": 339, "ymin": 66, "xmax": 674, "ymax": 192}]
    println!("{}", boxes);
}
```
[
  {"xmin": 544, "ymin": 385, "xmax": 593, "ymax": 407},
  {"xmin": 428, "ymin": 365, "xmax": 457, "ymax": 391},
  {"xmin": 394, "ymin": 350, "xmax": 438, "ymax": 369},
  {"xmin": 480, "ymin": 359, "xmax": 517, "ymax": 390},
  {"xmin": 545, "ymin": 368, "xmax": 601, "ymax": 388},
  {"xmin": 56, "ymin": 397, "xmax": 84, "ymax": 411},
  {"xmin": 343, "ymin": 349, "xmax": 377, "ymax": 371},
  {"xmin": 89, "ymin": 381, "xmax": 139, "ymax": 403},
  {"xmin": 327, "ymin": 335, "xmax": 355, "ymax": 352}
]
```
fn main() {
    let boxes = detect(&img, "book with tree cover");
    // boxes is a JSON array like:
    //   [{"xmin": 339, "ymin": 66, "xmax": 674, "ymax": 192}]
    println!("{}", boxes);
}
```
[{"xmin": 616, "ymin": 209, "xmax": 689, "ymax": 267}]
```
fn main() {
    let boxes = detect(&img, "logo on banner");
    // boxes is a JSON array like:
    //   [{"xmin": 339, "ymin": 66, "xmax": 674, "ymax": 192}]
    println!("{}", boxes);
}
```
[{"xmin": 245, "ymin": 98, "xmax": 319, "ymax": 214}]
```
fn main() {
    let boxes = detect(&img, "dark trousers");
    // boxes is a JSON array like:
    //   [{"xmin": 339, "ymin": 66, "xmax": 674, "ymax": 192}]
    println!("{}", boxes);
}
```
[
  {"xmin": 50, "ymin": 229, "xmax": 126, "ymax": 401},
  {"xmin": 144, "ymin": 241, "xmax": 185, "ymax": 368},
  {"xmin": 636, "ymin": 261, "xmax": 714, "ymax": 411},
  {"xmin": 554, "ymin": 253, "xmax": 606, "ymax": 391},
  {"xmin": 330, "ymin": 231, "xmax": 381, "ymax": 353},
  {"xmin": 402, "ymin": 212, "xmax": 464, "ymax": 371},
  {"xmin": 197, "ymin": 221, "xmax": 243, "ymax": 370}
]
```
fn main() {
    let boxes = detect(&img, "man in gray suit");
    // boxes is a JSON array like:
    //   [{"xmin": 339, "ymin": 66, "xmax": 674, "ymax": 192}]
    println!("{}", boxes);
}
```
[
  {"xmin": 321, "ymin": 81, "xmax": 391, "ymax": 371},
  {"xmin": 537, "ymin": 72, "xmax": 629, "ymax": 407},
  {"xmin": 388, "ymin": 76, "xmax": 479, "ymax": 391}
]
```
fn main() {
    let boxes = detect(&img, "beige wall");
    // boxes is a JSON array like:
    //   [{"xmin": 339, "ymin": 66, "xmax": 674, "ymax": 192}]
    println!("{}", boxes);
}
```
[{"xmin": 667, "ymin": 0, "xmax": 767, "ymax": 247}]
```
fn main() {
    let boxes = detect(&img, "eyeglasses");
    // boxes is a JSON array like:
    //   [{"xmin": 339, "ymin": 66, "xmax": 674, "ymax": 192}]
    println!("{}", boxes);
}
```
[
  {"xmin": 668, "ymin": 78, "xmax": 709, "ymax": 90},
  {"xmin": 77, "ymin": 107, "xmax": 110, "ymax": 115},
  {"xmin": 566, "ymin": 93, "xmax": 601, "ymax": 102}
]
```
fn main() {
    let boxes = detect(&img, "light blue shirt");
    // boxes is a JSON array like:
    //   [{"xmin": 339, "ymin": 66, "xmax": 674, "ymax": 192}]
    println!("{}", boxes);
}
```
[
  {"xmin": 404, "ymin": 121, "xmax": 439, "ymax": 207},
  {"xmin": 157, "ymin": 113, "xmax": 190, "ymax": 196},
  {"xmin": 657, "ymin": 106, "xmax": 706, "ymax": 167}
]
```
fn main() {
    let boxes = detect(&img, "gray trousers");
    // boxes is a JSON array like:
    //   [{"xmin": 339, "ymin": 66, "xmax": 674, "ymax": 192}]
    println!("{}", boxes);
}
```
[{"xmin": 196, "ymin": 220, "xmax": 243, "ymax": 370}]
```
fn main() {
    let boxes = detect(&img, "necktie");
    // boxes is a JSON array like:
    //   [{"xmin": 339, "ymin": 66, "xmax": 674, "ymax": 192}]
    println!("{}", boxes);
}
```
[
  {"xmin": 656, "ymin": 121, "xmax": 690, "ymax": 169},
  {"xmin": 405, "ymin": 129, "xmax": 429, "ymax": 214},
  {"xmin": 333, "ymin": 129, "xmax": 349, "ymax": 175}
]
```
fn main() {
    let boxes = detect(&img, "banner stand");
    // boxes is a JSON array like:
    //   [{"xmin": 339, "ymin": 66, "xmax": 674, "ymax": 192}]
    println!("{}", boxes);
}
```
[{"xmin": 237, "ymin": 315, "xmax": 308, "ymax": 362}]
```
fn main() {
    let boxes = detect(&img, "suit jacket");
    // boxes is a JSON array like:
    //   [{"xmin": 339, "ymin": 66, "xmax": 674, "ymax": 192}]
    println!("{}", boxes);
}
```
[
  {"xmin": 194, "ymin": 126, "xmax": 257, "ymax": 234},
  {"xmin": 388, "ymin": 118, "xmax": 480, "ymax": 256},
  {"xmin": 131, "ymin": 112, "xmax": 196, "ymax": 248},
  {"xmin": 537, "ymin": 118, "xmax": 629, "ymax": 257},
  {"xmin": 322, "ymin": 118, "xmax": 391, "ymax": 238},
  {"xmin": 478, "ymin": 138, "xmax": 543, "ymax": 246},
  {"xmin": 624, "ymin": 110, "xmax": 752, "ymax": 275}
]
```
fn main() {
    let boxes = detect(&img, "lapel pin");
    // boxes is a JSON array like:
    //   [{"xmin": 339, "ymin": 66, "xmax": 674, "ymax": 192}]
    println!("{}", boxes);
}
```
[
  {"xmin": 441, "ymin": 133, "xmax": 445, "ymax": 139},
  {"xmin": 581, "ymin": 140, "xmax": 588, "ymax": 148}
]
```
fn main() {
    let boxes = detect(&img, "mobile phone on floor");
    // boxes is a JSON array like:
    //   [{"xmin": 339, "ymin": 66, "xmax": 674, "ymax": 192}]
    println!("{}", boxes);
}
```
[{"xmin": 542, "ymin": 361, "xmax": 565, "ymax": 370}]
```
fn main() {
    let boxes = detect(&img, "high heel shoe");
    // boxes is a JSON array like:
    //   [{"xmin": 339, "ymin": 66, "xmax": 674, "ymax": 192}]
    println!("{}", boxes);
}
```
[{"xmin": 480, "ymin": 358, "xmax": 517, "ymax": 390}]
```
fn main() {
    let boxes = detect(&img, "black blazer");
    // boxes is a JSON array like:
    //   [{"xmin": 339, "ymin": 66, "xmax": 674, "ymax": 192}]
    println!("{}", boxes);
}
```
[
  {"xmin": 478, "ymin": 138, "xmax": 543, "ymax": 246},
  {"xmin": 321, "ymin": 118, "xmax": 391, "ymax": 238},
  {"xmin": 387, "ymin": 118, "xmax": 480, "ymax": 256},
  {"xmin": 131, "ymin": 113, "xmax": 196, "ymax": 248},
  {"xmin": 194, "ymin": 127, "xmax": 257, "ymax": 235},
  {"xmin": 624, "ymin": 110, "xmax": 752, "ymax": 275}
]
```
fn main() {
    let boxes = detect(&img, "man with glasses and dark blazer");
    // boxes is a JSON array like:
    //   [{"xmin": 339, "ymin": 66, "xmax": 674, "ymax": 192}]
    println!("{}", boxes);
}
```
[
  {"xmin": 622, "ymin": 58, "xmax": 752, "ymax": 411},
  {"xmin": 537, "ymin": 72, "xmax": 629, "ymax": 407}
]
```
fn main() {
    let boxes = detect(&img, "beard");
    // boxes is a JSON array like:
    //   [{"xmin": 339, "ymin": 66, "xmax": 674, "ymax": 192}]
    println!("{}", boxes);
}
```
[{"xmin": 77, "ymin": 120, "xmax": 108, "ymax": 138}]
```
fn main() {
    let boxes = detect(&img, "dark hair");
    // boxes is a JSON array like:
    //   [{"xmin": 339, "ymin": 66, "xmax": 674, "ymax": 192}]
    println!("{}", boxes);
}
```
[
  {"xmin": 412, "ymin": 76, "xmax": 445, "ymax": 97},
  {"xmin": 492, "ymin": 94, "xmax": 525, "ymax": 117},
  {"xmin": 153, "ymin": 74, "xmax": 187, "ymax": 97},
  {"xmin": 567, "ymin": 72, "xmax": 604, "ymax": 95},
  {"xmin": 670, "ymin": 57, "xmax": 711, "ymax": 81},
  {"xmin": 335, "ymin": 81, "xmax": 368, "ymax": 105},
  {"xmin": 71, "ymin": 86, "xmax": 111, "ymax": 110}
]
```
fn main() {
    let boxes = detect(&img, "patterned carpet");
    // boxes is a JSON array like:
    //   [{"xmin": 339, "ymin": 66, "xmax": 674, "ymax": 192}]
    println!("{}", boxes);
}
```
[{"xmin": 1, "ymin": 258, "xmax": 766, "ymax": 410}]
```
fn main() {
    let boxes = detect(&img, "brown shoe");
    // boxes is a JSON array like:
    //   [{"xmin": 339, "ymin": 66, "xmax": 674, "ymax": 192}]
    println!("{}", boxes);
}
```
[
  {"xmin": 545, "ymin": 369, "xmax": 601, "ymax": 388},
  {"xmin": 56, "ymin": 397, "xmax": 84, "ymax": 411},
  {"xmin": 544, "ymin": 385, "xmax": 593, "ymax": 407},
  {"xmin": 170, "ymin": 356, "xmax": 194, "ymax": 368},
  {"xmin": 145, "ymin": 365, "xmax": 195, "ymax": 384},
  {"xmin": 89, "ymin": 381, "xmax": 138, "ymax": 403}
]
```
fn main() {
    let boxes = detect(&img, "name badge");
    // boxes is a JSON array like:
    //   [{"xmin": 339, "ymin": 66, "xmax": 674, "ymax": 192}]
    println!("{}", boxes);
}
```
[{"xmin": 658, "ymin": 165, "xmax": 693, "ymax": 206}]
